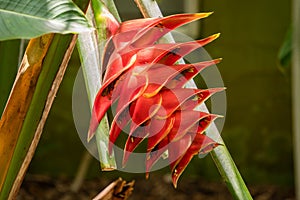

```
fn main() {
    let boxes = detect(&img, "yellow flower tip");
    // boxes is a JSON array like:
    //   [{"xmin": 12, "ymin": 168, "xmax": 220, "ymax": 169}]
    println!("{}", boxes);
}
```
[
  {"xmin": 209, "ymin": 87, "xmax": 226, "ymax": 95},
  {"xmin": 215, "ymin": 57, "xmax": 223, "ymax": 64},
  {"xmin": 143, "ymin": 91, "xmax": 158, "ymax": 98},
  {"xmin": 122, "ymin": 155, "xmax": 129, "ymax": 169},
  {"xmin": 215, "ymin": 114, "xmax": 225, "ymax": 119},
  {"xmin": 195, "ymin": 12, "xmax": 214, "ymax": 18},
  {"xmin": 145, "ymin": 172, "xmax": 150, "ymax": 180},
  {"xmin": 122, "ymin": 161, "xmax": 127, "ymax": 169},
  {"xmin": 172, "ymin": 169, "xmax": 180, "ymax": 188},
  {"xmin": 212, "ymin": 32, "xmax": 221, "ymax": 39},
  {"xmin": 205, "ymin": 33, "xmax": 221, "ymax": 44},
  {"xmin": 87, "ymin": 131, "xmax": 93, "ymax": 143},
  {"xmin": 172, "ymin": 180, "xmax": 178, "ymax": 189}
]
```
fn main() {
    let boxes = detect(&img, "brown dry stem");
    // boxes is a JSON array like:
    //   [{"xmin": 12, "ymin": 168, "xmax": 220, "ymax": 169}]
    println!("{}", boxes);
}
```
[{"xmin": 93, "ymin": 178, "xmax": 135, "ymax": 200}]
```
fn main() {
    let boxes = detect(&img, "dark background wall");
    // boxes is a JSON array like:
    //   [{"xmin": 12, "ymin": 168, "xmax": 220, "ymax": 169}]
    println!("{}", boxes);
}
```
[{"xmin": 201, "ymin": 0, "xmax": 292, "ymax": 185}]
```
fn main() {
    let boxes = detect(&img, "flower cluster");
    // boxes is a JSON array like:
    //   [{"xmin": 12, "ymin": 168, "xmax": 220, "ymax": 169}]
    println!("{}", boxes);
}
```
[{"xmin": 88, "ymin": 11, "xmax": 223, "ymax": 187}]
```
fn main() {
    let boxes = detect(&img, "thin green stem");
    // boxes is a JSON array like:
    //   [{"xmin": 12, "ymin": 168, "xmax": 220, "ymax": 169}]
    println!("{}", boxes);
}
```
[
  {"xmin": 102, "ymin": 0, "xmax": 121, "ymax": 22},
  {"xmin": 292, "ymin": 0, "xmax": 300, "ymax": 199},
  {"xmin": 76, "ymin": 2, "xmax": 118, "ymax": 170},
  {"xmin": 134, "ymin": 0, "xmax": 252, "ymax": 199}
]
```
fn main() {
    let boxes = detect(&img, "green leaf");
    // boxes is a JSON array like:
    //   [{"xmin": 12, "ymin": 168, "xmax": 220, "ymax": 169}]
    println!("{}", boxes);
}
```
[
  {"xmin": 278, "ymin": 26, "xmax": 292, "ymax": 68},
  {"xmin": 0, "ymin": 40, "xmax": 20, "ymax": 116},
  {"xmin": 0, "ymin": 0, "xmax": 91, "ymax": 41},
  {"xmin": 0, "ymin": 1, "xmax": 90, "ymax": 198}
]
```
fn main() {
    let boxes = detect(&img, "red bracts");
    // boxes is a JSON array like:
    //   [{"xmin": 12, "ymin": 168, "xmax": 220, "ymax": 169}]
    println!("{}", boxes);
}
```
[{"xmin": 88, "ymin": 10, "xmax": 222, "ymax": 187}]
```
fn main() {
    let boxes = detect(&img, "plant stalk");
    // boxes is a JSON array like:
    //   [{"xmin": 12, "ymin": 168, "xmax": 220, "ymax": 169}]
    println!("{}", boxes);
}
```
[
  {"xmin": 8, "ymin": 35, "xmax": 78, "ymax": 200},
  {"xmin": 76, "ymin": 2, "xmax": 118, "ymax": 170},
  {"xmin": 292, "ymin": 0, "xmax": 300, "ymax": 199},
  {"xmin": 0, "ymin": 34, "xmax": 54, "ymax": 199},
  {"xmin": 134, "ymin": 0, "xmax": 252, "ymax": 199},
  {"xmin": 102, "ymin": 0, "xmax": 121, "ymax": 22},
  {"xmin": 71, "ymin": 151, "xmax": 93, "ymax": 192}
]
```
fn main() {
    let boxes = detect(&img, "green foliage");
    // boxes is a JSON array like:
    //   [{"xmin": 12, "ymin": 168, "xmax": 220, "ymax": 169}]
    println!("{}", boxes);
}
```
[
  {"xmin": 0, "ymin": 0, "xmax": 90, "ymax": 198},
  {"xmin": 0, "ymin": 0, "xmax": 91, "ymax": 41},
  {"xmin": 0, "ymin": 40, "xmax": 20, "ymax": 115},
  {"xmin": 278, "ymin": 26, "xmax": 292, "ymax": 77},
  {"xmin": 278, "ymin": 27, "xmax": 292, "ymax": 68}
]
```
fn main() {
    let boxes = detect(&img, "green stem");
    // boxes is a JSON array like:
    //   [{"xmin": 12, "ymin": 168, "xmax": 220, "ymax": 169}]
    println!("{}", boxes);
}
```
[
  {"xmin": 75, "ymin": 0, "xmax": 124, "ymax": 171},
  {"xmin": 134, "ymin": 0, "xmax": 252, "ymax": 199},
  {"xmin": 77, "ymin": 35, "xmax": 117, "ymax": 170},
  {"xmin": 292, "ymin": 0, "xmax": 300, "ymax": 199},
  {"xmin": 0, "ymin": 35, "xmax": 74, "ymax": 200},
  {"xmin": 102, "ymin": 0, "xmax": 121, "ymax": 22},
  {"xmin": 76, "ymin": 2, "xmax": 118, "ymax": 170}
]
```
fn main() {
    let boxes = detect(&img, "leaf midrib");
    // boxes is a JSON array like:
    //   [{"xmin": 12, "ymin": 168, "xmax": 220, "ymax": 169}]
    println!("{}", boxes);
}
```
[{"xmin": 0, "ymin": 8, "xmax": 83, "ymax": 22}]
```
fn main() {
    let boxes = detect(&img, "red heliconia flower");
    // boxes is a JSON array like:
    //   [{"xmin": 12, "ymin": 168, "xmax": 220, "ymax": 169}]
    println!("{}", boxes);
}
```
[{"xmin": 88, "ymin": 7, "xmax": 223, "ymax": 187}]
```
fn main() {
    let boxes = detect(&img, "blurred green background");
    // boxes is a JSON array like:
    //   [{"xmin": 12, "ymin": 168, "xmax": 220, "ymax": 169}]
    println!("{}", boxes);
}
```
[{"xmin": 26, "ymin": 0, "xmax": 293, "ymax": 187}]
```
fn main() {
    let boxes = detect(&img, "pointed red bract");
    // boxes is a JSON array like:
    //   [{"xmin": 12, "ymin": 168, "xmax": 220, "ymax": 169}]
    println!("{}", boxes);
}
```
[
  {"xmin": 171, "ymin": 134, "xmax": 219, "ymax": 188},
  {"xmin": 145, "ymin": 112, "xmax": 220, "ymax": 173}
]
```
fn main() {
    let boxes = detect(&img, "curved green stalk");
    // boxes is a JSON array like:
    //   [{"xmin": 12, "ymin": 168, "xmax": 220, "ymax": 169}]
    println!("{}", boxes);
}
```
[
  {"xmin": 76, "ymin": 1, "xmax": 119, "ymax": 170},
  {"xmin": 102, "ymin": 0, "xmax": 121, "ymax": 22},
  {"xmin": 77, "ymin": 28, "xmax": 117, "ymax": 170},
  {"xmin": 134, "ymin": 0, "xmax": 252, "ymax": 199},
  {"xmin": 292, "ymin": 0, "xmax": 300, "ymax": 199}
]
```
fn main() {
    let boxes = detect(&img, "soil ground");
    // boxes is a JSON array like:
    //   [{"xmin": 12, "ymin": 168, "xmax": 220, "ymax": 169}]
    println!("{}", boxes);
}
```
[{"xmin": 18, "ymin": 174, "xmax": 295, "ymax": 200}]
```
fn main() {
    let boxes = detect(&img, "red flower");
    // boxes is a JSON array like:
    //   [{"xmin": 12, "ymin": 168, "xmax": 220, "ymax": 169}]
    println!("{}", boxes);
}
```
[{"xmin": 88, "ymin": 10, "xmax": 222, "ymax": 187}]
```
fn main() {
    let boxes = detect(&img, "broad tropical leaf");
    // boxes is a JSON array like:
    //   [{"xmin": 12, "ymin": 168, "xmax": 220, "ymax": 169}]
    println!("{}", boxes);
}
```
[{"xmin": 0, "ymin": 0, "xmax": 91, "ymax": 41}]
